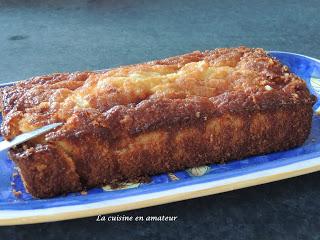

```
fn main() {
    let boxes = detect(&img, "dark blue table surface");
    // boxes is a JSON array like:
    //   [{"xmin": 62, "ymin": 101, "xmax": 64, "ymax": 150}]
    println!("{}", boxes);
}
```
[{"xmin": 1, "ymin": 0, "xmax": 320, "ymax": 239}]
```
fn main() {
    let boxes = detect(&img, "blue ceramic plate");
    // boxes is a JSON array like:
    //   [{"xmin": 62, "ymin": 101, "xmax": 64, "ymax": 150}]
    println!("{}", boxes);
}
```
[{"xmin": 1, "ymin": 51, "xmax": 320, "ymax": 225}]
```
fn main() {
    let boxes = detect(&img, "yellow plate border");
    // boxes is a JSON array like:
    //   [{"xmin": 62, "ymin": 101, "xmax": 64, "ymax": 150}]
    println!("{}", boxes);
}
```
[{"xmin": 1, "ymin": 156, "xmax": 319, "ymax": 226}]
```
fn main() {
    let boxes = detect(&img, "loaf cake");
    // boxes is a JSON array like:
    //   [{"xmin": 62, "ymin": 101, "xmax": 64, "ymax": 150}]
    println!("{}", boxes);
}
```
[{"xmin": 0, "ymin": 47, "xmax": 316, "ymax": 198}]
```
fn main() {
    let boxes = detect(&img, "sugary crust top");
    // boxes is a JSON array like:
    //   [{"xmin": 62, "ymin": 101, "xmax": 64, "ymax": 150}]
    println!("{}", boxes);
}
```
[{"xmin": 0, "ymin": 46, "xmax": 315, "ymax": 140}]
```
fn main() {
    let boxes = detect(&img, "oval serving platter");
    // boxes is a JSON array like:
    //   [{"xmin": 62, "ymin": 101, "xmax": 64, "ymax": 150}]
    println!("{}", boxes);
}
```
[{"xmin": 0, "ymin": 51, "xmax": 320, "ymax": 225}]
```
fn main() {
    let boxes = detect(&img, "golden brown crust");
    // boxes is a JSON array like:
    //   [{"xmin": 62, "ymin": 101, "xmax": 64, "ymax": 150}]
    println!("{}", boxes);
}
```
[
  {"xmin": 9, "ymin": 105, "xmax": 313, "ymax": 197},
  {"xmin": 0, "ymin": 46, "xmax": 315, "ymax": 139},
  {"xmin": 9, "ymin": 144, "xmax": 81, "ymax": 197},
  {"xmin": 0, "ymin": 46, "xmax": 316, "ymax": 198}
]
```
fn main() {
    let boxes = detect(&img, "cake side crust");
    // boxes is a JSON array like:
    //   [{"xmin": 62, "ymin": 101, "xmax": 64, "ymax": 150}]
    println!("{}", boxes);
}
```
[{"xmin": 9, "ymin": 104, "xmax": 313, "ymax": 198}]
